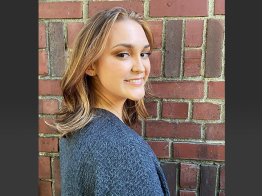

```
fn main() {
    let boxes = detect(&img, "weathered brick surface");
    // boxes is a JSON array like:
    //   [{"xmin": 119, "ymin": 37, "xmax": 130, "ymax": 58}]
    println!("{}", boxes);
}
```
[
  {"xmin": 184, "ymin": 49, "xmax": 202, "ymax": 77},
  {"xmin": 39, "ymin": 138, "xmax": 59, "ymax": 152},
  {"xmin": 173, "ymin": 143, "xmax": 225, "ymax": 161},
  {"xmin": 208, "ymin": 81, "xmax": 225, "ymax": 99},
  {"xmin": 150, "ymin": 81, "xmax": 204, "ymax": 99},
  {"xmin": 39, "ymin": 2, "xmax": 83, "ymax": 19},
  {"xmin": 146, "ymin": 141, "xmax": 169, "ymax": 158},
  {"xmin": 180, "ymin": 190, "xmax": 196, "ymax": 196},
  {"xmin": 180, "ymin": 163, "xmax": 198, "ymax": 188},
  {"xmin": 214, "ymin": 0, "xmax": 225, "ymax": 15},
  {"xmin": 39, "ymin": 99, "xmax": 59, "ymax": 115},
  {"xmin": 162, "ymin": 102, "xmax": 188, "ymax": 119},
  {"xmin": 39, "ymin": 118, "xmax": 59, "ymax": 134},
  {"xmin": 185, "ymin": 20, "xmax": 204, "ymax": 47},
  {"xmin": 146, "ymin": 121, "xmax": 201, "ymax": 139},
  {"xmin": 39, "ymin": 181, "xmax": 52, "ymax": 196},
  {"xmin": 49, "ymin": 22, "xmax": 66, "ymax": 77},
  {"xmin": 38, "ymin": 157, "xmax": 51, "ymax": 179},
  {"xmin": 54, "ymin": 157, "xmax": 61, "ymax": 196},
  {"xmin": 148, "ymin": 20, "xmax": 163, "ymax": 49},
  {"xmin": 39, "ymin": 50, "xmax": 48, "ymax": 75},
  {"xmin": 149, "ymin": 50, "xmax": 162, "ymax": 77},
  {"xmin": 67, "ymin": 22, "xmax": 84, "ymax": 48},
  {"xmin": 193, "ymin": 102, "xmax": 220, "ymax": 120},
  {"xmin": 205, "ymin": 19, "xmax": 225, "ymax": 78},
  {"xmin": 200, "ymin": 165, "xmax": 218, "ymax": 196},
  {"xmin": 220, "ymin": 165, "xmax": 225, "ymax": 189},
  {"xmin": 39, "ymin": 80, "xmax": 62, "ymax": 96},
  {"xmin": 150, "ymin": 0, "xmax": 208, "ymax": 17},
  {"xmin": 130, "ymin": 120, "xmax": 142, "ymax": 136},
  {"xmin": 160, "ymin": 162, "xmax": 177, "ymax": 196},
  {"xmin": 206, "ymin": 123, "xmax": 225, "ymax": 140},
  {"xmin": 144, "ymin": 101, "xmax": 158, "ymax": 118},
  {"xmin": 39, "ymin": 23, "xmax": 46, "ymax": 48},
  {"xmin": 165, "ymin": 20, "xmax": 183, "ymax": 77},
  {"xmin": 88, "ymin": 1, "xmax": 144, "ymax": 17}
]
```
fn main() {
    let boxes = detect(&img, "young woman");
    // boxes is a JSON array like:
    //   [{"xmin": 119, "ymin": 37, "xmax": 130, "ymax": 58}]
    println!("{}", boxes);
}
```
[{"xmin": 51, "ymin": 7, "xmax": 170, "ymax": 196}]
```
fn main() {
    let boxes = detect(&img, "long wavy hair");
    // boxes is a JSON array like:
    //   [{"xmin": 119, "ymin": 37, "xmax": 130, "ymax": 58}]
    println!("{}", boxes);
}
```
[{"xmin": 49, "ymin": 7, "xmax": 154, "ymax": 137}]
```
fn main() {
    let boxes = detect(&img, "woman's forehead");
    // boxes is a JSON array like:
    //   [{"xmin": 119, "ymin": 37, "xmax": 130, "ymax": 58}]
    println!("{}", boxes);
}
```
[{"xmin": 106, "ymin": 19, "xmax": 149, "ymax": 48}]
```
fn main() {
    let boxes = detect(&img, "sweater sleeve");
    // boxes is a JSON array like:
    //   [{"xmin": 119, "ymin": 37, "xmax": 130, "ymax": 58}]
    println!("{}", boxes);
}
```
[{"xmin": 82, "ymin": 135, "xmax": 165, "ymax": 196}]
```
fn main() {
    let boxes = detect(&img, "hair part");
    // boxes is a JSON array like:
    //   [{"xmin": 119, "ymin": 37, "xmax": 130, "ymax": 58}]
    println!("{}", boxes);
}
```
[{"xmin": 47, "ymin": 7, "xmax": 154, "ymax": 137}]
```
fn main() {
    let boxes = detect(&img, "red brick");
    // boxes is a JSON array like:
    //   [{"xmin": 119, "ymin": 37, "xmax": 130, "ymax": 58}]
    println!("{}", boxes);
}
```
[
  {"xmin": 150, "ymin": 81, "xmax": 204, "ymax": 99},
  {"xmin": 162, "ymin": 102, "xmax": 188, "ymax": 119},
  {"xmin": 49, "ymin": 22, "xmax": 66, "ymax": 77},
  {"xmin": 200, "ymin": 165, "xmax": 218, "ymax": 196},
  {"xmin": 146, "ymin": 141, "xmax": 169, "ymax": 158},
  {"xmin": 54, "ymin": 157, "xmax": 61, "ymax": 196},
  {"xmin": 88, "ymin": 1, "xmax": 144, "ymax": 17},
  {"xmin": 173, "ymin": 142, "xmax": 225, "ymax": 161},
  {"xmin": 39, "ymin": 50, "xmax": 48, "ymax": 75},
  {"xmin": 220, "ymin": 165, "xmax": 225, "ymax": 189},
  {"xmin": 67, "ymin": 22, "xmax": 84, "ymax": 48},
  {"xmin": 165, "ymin": 20, "xmax": 183, "ymax": 77},
  {"xmin": 160, "ymin": 162, "xmax": 177, "ymax": 195},
  {"xmin": 39, "ymin": 79, "xmax": 62, "ymax": 96},
  {"xmin": 206, "ymin": 123, "xmax": 225, "ymax": 140},
  {"xmin": 39, "ymin": 138, "xmax": 59, "ymax": 152},
  {"xmin": 39, "ymin": 2, "xmax": 82, "ymax": 19},
  {"xmin": 180, "ymin": 190, "xmax": 196, "ymax": 196},
  {"xmin": 205, "ymin": 19, "xmax": 225, "ymax": 78},
  {"xmin": 185, "ymin": 20, "xmax": 204, "ymax": 47},
  {"xmin": 39, "ymin": 23, "xmax": 46, "ymax": 48},
  {"xmin": 150, "ymin": 0, "xmax": 208, "ymax": 17},
  {"xmin": 145, "ymin": 101, "xmax": 158, "ymax": 118},
  {"xmin": 214, "ymin": 0, "xmax": 225, "ymax": 15},
  {"xmin": 180, "ymin": 163, "xmax": 198, "ymax": 188},
  {"xmin": 38, "ymin": 157, "xmax": 51, "ymax": 179},
  {"xmin": 130, "ymin": 120, "xmax": 142, "ymax": 136},
  {"xmin": 149, "ymin": 50, "xmax": 162, "ymax": 77},
  {"xmin": 219, "ymin": 192, "xmax": 225, "ymax": 196},
  {"xmin": 39, "ymin": 181, "xmax": 52, "ymax": 196},
  {"xmin": 148, "ymin": 20, "xmax": 163, "ymax": 49},
  {"xmin": 39, "ymin": 99, "xmax": 59, "ymax": 115},
  {"xmin": 184, "ymin": 49, "xmax": 202, "ymax": 77},
  {"xmin": 208, "ymin": 81, "xmax": 225, "ymax": 99},
  {"xmin": 39, "ymin": 118, "xmax": 59, "ymax": 134},
  {"xmin": 146, "ymin": 121, "xmax": 201, "ymax": 139},
  {"xmin": 193, "ymin": 103, "xmax": 220, "ymax": 120}
]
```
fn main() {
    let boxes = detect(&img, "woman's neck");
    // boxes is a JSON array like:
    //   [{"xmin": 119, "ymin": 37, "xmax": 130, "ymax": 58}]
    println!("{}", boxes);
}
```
[{"xmin": 95, "ymin": 99, "xmax": 125, "ymax": 122}]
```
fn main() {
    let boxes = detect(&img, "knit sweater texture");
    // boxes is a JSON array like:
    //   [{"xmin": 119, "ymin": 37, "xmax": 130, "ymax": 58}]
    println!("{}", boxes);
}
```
[{"xmin": 60, "ymin": 108, "xmax": 170, "ymax": 196}]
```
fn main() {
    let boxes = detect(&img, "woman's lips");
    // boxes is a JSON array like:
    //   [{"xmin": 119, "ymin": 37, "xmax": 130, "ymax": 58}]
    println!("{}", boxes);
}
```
[{"xmin": 124, "ymin": 78, "xmax": 143, "ymax": 85}]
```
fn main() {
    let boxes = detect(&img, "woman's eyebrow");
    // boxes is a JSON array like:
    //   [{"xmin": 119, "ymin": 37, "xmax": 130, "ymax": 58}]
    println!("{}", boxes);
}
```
[{"xmin": 110, "ymin": 43, "xmax": 150, "ymax": 50}]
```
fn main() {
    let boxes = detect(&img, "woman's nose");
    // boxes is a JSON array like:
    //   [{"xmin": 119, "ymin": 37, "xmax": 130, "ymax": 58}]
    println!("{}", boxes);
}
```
[{"xmin": 132, "ymin": 56, "xmax": 145, "ymax": 73}]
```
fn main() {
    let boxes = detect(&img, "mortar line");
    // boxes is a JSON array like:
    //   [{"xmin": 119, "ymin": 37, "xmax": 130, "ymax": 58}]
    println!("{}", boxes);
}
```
[
  {"xmin": 180, "ymin": 19, "xmax": 186, "ymax": 80},
  {"xmin": 51, "ymin": 157, "xmax": 55, "ymax": 196}
]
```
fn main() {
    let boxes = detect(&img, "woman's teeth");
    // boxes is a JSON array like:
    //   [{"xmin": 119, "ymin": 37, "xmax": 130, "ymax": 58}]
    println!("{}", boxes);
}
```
[{"xmin": 126, "ymin": 79, "xmax": 142, "ymax": 83}]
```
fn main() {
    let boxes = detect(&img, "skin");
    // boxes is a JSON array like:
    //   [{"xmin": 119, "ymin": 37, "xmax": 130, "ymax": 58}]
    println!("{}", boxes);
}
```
[{"xmin": 86, "ymin": 19, "xmax": 151, "ymax": 121}]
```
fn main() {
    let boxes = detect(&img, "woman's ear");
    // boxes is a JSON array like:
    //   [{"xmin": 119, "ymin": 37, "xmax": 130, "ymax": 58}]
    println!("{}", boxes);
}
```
[{"xmin": 85, "ymin": 64, "xmax": 96, "ymax": 76}]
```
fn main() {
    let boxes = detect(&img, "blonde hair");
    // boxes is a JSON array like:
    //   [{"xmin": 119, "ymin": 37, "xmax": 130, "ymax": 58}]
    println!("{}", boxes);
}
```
[{"xmin": 49, "ymin": 7, "xmax": 154, "ymax": 137}]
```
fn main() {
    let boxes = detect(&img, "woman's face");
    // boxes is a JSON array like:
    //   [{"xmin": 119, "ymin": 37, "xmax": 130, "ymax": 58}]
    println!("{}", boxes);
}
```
[{"xmin": 92, "ymin": 19, "xmax": 151, "ymax": 104}]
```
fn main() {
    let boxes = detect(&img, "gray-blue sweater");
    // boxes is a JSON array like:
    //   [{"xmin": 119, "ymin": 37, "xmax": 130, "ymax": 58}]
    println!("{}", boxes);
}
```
[{"xmin": 60, "ymin": 108, "xmax": 170, "ymax": 195}]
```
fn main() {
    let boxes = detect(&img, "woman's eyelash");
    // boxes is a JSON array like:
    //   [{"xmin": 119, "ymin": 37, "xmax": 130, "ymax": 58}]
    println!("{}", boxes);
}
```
[
  {"xmin": 116, "ymin": 52, "xmax": 151, "ymax": 58},
  {"xmin": 117, "ymin": 53, "xmax": 129, "ymax": 58},
  {"xmin": 141, "ymin": 52, "xmax": 151, "ymax": 57}
]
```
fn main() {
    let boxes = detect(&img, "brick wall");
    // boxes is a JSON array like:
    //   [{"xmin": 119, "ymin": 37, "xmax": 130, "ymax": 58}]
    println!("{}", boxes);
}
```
[{"xmin": 38, "ymin": 0, "xmax": 225, "ymax": 195}]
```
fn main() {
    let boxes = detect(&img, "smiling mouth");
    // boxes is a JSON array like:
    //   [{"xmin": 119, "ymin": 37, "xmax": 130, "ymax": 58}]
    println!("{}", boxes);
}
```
[{"xmin": 125, "ymin": 79, "xmax": 143, "ymax": 83}]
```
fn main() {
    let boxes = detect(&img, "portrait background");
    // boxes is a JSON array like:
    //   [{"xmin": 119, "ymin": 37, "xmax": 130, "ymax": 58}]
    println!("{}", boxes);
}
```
[{"xmin": 38, "ymin": 0, "xmax": 225, "ymax": 195}]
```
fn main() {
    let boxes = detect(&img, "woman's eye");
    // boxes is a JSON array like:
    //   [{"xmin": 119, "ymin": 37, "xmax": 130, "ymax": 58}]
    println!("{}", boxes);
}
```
[
  {"xmin": 117, "ymin": 53, "xmax": 129, "ymax": 58},
  {"xmin": 141, "ymin": 52, "xmax": 151, "ymax": 58}
]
